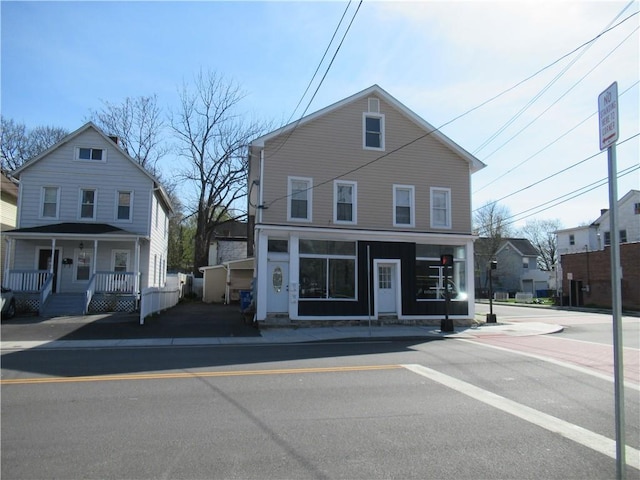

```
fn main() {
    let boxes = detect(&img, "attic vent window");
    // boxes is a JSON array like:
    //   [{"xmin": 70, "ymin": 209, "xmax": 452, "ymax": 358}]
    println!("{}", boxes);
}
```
[
  {"xmin": 77, "ymin": 147, "xmax": 105, "ymax": 162},
  {"xmin": 368, "ymin": 97, "xmax": 380, "ymax": 113}
]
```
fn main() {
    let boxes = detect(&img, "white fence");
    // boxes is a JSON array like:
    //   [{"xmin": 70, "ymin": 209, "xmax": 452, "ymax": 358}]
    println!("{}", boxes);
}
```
[
  {"xmin": 139, "ymin": 286, "xmax": 180, "ymax": 325},
  {"xmin": 515, "ymin": 292, "xmax": 534, "ymax": 303}
]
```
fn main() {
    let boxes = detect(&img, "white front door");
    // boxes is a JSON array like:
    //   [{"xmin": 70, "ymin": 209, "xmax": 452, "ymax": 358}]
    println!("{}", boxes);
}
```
[
  {"xmin": 376, "ymin": 263, "xmax": 397, "ymax": 314},
  {"xmin": 267, "ymin": 261, "xmax": 289, "ymax": 313}
]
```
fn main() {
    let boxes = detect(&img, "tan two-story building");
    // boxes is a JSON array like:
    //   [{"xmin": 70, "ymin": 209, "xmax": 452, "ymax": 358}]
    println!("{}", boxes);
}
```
[{"xmin": 248, "ymin": 85, "xmax": 485, "ymax": 323}]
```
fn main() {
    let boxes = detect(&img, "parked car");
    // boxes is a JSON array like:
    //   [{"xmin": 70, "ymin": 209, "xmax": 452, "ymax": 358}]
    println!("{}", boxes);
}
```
[{"xmin": 1, "ymin": 287, "xmax": 16, "ymax": 319}]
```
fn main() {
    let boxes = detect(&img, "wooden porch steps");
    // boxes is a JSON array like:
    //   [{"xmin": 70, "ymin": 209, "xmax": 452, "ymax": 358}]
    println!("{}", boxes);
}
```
[{"xmin": 41, "ymin": 293, "xmax": 85, "ymax": 317}]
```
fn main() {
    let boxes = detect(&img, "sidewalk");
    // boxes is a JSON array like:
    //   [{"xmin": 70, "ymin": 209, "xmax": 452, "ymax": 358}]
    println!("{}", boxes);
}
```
[{"xmin": 0, "ymin": 302, "xmax": 563, "ymax": 351}]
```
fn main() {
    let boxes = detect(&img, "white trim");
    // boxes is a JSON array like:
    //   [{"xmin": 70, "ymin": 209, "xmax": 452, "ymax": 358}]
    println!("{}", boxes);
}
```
[
  {"xmin": 333, "ymin": 180, "xmax": 357, "ymax": 225},
  {"xmin": 40, "ymin": 186, "xmax": 60, "ymax": 220},
  {"xmin": 362, "ymin": 112, "xmax": 385, "ymax": 151},
  {"xmin": 255, "ymin": 224, "xmax": 475, "ymax": 244},
  {"xmin": 287, "ymin": 176, "xmax": 313, "ymax": 222},
  {"xmin": 78, "ymin": 187, "xmax": 97, "ymax": 221},
  {"xmin": 393, "ymin": 184, "xmax": 415, "ymax": 227},
  {"xmin": 373, "ymin": 259, "xmax": 401, "ymax": 318},
  {"xmin": 430, "ymin": 187, "xmax": 452, "ymax": 229}
]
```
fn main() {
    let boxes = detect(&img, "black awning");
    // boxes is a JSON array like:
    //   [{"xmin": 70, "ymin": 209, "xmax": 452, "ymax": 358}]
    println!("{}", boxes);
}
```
[{"xmin": 6, "ymin": 222, "xmax": 132, "ymax": 235}]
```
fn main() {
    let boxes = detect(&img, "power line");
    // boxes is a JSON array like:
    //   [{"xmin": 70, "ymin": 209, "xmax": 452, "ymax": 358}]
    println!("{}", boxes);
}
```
[
  {"xmin": 474, "ymin": 80, "xmax": 639, "ymax": 194},
  {"xmin": 500, "ymin": 164, "xmax": 640, "ymax": 228},
  {"xmin": 473, "ymin": 83, "xmax": 639, "ymax": 205},
  {"xmin": 477, "ymin": 26, "xmax": 638, "ymax": 170},
  {"xmin": 473, "ymin": 132, "xmax": 639, "ymax": 213},
  {"xmin": 472, "ymin": 3, "xmax": 637, "ymax": 157},
  {"xmin": 265, "ymin": 0, "xmax": 362, "ymax": 160},
  {"xmin": 263, "ymin": 9, "xmax": 639, "ymax": 209}
]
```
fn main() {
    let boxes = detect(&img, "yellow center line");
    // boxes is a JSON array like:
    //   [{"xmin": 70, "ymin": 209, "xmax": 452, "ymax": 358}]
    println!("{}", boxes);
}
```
[{"xmin": 1, "ymin": 364, "xmax": 403, "ymax": 385}]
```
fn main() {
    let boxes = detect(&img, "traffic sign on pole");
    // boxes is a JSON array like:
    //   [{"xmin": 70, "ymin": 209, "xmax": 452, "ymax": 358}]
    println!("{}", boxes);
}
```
[{"xmin": 598, "ymin": 82, "xmax": 619, "ymax": 151}]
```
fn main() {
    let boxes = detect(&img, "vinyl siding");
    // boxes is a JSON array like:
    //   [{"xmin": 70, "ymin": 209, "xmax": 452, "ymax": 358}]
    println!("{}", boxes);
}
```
[
  {"xmin": 17, "ymin": 129, "xmax": 154, "ymax": 235},
  {"xmin": 259, "ymin": 94, "xmax": 472, "ymax": 234}
]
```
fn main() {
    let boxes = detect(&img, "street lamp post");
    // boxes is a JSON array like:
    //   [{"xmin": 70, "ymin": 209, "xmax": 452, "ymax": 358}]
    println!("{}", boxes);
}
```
[{"xmin": 486, "ymin": 260, "xmax": 497, "ymax": 323}]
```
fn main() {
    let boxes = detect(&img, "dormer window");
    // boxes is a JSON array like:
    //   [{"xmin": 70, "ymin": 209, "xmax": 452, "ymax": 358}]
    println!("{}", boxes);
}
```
[{"xmin": 76, "ymin": 147, "xmax": 106, "ymax": 162}]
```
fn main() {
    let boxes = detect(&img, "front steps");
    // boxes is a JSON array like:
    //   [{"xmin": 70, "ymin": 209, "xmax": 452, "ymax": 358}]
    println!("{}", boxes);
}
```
[{"xmin": 41, "ymin": 293, "xmax": 86, "ymax": 317}]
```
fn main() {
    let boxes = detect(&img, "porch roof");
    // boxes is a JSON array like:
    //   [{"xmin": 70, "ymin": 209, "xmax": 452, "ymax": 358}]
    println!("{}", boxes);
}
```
[{"xmin": 4, "ymin": 222, "xmax": 147, "ymax": 240}]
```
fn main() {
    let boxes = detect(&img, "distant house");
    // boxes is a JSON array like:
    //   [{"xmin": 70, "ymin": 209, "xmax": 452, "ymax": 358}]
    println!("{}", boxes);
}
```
[
  {"xmin": 207, "ymin": 219, "xmax": 248, "ymax": 266},
  {"xmin": 557, "ymin": 189, "xmax": 640, "ymax": 308},
  {"xmin": 1, "ymin": 171, "xmax": 19, "ymax": 286},
  {"xmin": 201, "ymin": 219, "xmax": 252, "ymax": 304},
  {"xmin": 3, "ymin": 122, "xmax": 173, "ymax": 316},
  {"xmin": 248, "ymin": 85, "xmax": 485, "ymax": 323},
  {"xmin": 556, "ymin": 190, "xmax": 640, "ymax": 255},
  {"xmin": 475, "ymin": 237, "xmax": 549, "ymax": 297}
]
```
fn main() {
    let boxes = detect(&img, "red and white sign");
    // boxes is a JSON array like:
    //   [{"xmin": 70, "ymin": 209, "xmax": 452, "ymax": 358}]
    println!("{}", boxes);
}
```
[{"xmin": 598, "ymin": 82, "xmax": 619, "ymax": 151}]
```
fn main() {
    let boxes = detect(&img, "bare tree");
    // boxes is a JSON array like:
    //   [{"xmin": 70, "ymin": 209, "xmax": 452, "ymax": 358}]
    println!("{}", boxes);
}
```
[
  {"xmin": 1, "ymin": 117, "xmax": 67, "ymax": 170},
  {"xmin": 89, "ymin": 95, "xmax": 167, "ymax": 175},
  {"xmin": 473, "ymin": 201, "xmax": 514, "ymax": 294},
  {"xmin": 170, "ymin": 70, "xmax": 266, "ymax": 275},
  {"xmin": 518, "ymin": 219, "xmax": 562, "ymax": 271}
]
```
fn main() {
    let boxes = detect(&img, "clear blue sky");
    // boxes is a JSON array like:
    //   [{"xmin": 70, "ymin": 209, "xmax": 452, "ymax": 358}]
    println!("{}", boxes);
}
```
[{"xmin": 2, "ymin": 1, "xmax": 638, "ymax": 229}]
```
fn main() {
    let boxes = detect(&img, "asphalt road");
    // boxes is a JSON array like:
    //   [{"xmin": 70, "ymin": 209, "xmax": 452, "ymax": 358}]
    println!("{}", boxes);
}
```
[{"xmin": 2, "ymin": 322, "xmax": 639, "ymax": 479}]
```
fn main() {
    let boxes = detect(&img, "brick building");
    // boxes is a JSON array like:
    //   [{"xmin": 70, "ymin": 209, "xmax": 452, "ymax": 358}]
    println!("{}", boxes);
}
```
[{"xmin": 560, "ymin": 242, "xmax": 639, "ymax": 311}]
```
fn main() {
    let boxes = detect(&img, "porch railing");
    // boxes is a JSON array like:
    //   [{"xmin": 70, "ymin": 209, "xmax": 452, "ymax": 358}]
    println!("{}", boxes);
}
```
[
  {"xmin": 39, "ymin": 274, "xmax": 54, "ymax": 310},
  {"xmin": 93, "ymin": 271, "xmax": 137, "ymax": 294},
  {"xmin": 85, "ymin": 274, "xmax": 97, "ymax": 314},
  {"xmin": 5, "ymin": 270, "xmax": 51, "ymax": 292}
]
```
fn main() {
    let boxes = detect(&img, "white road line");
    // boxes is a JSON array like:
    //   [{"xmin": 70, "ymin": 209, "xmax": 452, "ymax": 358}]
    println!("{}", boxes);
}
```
[
  {"xmin": 457, "ymin": 338, "xmax": 640, "ymax": 392},
  {"xmin": 402, "ymin": 364, "xmax": 640, "ymax": 471}
]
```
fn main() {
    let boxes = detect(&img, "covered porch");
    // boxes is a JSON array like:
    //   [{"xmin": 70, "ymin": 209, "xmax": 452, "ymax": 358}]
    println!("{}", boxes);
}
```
[{"xmin": 3, "ymin": 223, "xmax": 148, "ymax": 316}]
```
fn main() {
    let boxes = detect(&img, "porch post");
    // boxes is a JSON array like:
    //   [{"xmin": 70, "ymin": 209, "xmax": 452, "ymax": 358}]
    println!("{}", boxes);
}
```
[
  {"xmin": 93, "ymin": 239, "xmax": 98, "ymax": 275},
  {"xmin": 50, "ymin": 238, "xmax": 56, "ymax": 275},
  {"xmin": 135, "ymin": 238, "xmax": 141, "ymax": 294}
]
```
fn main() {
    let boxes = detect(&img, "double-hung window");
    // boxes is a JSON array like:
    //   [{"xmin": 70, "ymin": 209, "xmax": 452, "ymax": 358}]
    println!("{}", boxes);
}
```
[
  {"xmin": 79, "ymin": 188, "xmax": 96, "ymax": 220},
  {"xmin": 116, "ymin": 191, "xmax": 132, "ymax": 221},
  {"xmin": 363, "ymin": 113, "xmax": 385, "ymax": 150},
  {"xmin": 41, "ymin": 186, "xmax": 60, "ymax": 219},
  {"xmin": 431, "ymin": 187, "xmax": 451, "ymax": 229},
  {"xmin": 77, "ymin": 147, "xmax": 105, "ymax": 162},
  {"xmin": 393, "ymin": 185, "xmax": 414, "ymax": 227},
  {"xmin": 288, "ymin": 177, "xmax": 312, "ymax": 221},
  {"xmin": 334, "ymin": 180, "xmax": 357, "ymax": 224}
]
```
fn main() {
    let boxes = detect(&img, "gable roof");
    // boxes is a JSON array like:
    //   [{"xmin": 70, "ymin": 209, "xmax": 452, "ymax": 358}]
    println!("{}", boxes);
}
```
[
  {"xmin": 593, "ymin": 189, "xmax": 640, "ymax": 225},
  {"xmin": 251, "ymin": 84, "xmax": 486, "ymax": 173},
  {"xmin": 11, "ymin": 122, "xmax": 174, "ymax": 213},
  {"xmin": 476, "ymin": 237, "xmax": 538, "ymax": 257},
  {"xmin": 497, "ymin": 238, "xmax": 539, "ymax": 257}
]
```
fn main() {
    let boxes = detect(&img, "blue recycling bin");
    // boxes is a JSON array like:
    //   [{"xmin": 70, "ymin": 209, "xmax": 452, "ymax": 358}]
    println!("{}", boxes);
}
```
[{"xmin": 239, "ymin": 290, "xmax": 252, "ymax": 311}]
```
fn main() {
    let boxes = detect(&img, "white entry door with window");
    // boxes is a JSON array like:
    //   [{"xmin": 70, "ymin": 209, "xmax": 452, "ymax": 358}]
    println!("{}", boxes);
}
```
[
  {"xmin": 376, "ymin": 261, "xmax": 399, "ymax": 315},
  {"xmin": 267, "ymin": 261, "xmax": 289, "ymax": 313}
]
